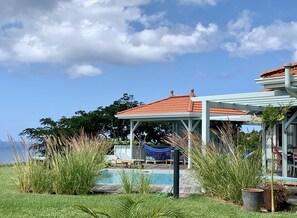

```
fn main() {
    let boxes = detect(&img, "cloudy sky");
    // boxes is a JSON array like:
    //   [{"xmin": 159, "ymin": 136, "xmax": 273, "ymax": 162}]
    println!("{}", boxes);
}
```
[{"xmin": 0, "ymin": 0, "xmax": 297, "ymax": 139}]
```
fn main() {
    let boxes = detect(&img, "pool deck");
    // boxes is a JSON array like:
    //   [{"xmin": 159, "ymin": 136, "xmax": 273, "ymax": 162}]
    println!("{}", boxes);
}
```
[{"xmin": 92, "ymin": 164, "xmax": 202, "ymax": 197}]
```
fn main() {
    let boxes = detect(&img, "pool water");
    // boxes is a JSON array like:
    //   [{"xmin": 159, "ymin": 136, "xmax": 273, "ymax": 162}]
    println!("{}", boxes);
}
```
[{"xmin": 96, "ymin": 169, "xmax": 182, "ymax": 186}]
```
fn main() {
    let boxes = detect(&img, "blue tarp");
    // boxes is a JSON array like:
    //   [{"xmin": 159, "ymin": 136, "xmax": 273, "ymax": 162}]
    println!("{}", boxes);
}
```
[{"xmin": 143, "ymin": 144, "xmax": 173, "ymax": 160}]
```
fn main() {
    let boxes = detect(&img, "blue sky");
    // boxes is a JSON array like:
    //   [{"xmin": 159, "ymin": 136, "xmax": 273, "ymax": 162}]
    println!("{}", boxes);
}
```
[{"xmin": 0, "ymin": 0, "xmax": 297, "ymax": 140}]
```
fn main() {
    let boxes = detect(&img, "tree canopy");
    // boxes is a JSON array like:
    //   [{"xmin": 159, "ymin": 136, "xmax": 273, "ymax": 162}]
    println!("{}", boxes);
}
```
[{"xmin": 20, "ymin": 93, "xmax": 171, "ymax": 145}]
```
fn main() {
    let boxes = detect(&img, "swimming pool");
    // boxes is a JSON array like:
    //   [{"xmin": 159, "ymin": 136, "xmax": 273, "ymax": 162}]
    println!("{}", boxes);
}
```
[{"xmin": 96, "ymin": 169, "xmax": 183, "ymax": 186}]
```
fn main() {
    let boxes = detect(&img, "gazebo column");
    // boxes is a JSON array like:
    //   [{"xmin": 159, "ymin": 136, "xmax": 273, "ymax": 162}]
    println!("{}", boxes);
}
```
[
  {"xmin": 129, "ymin": 120, "xmax": 140, "ymax": 159},
  {"xmin": 188, "ymin": 118, "xmax": 193, "ymax": 169},
  {"xmin": 201, "ymin": 100, "xmax": 210, "ymax": 145},
  {"xmin": 181, "ymin": 119, "xmax": 199, "ymax": 169}
]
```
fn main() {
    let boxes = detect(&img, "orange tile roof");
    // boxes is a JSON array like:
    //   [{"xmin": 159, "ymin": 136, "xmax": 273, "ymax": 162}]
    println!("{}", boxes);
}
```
[
  {"xmin": 117, "ymin": 92, "xmax": 245, "ymax": 116},
  {"xmin": 260, "ymin": 62, "xmax": 297, "ymax": 78}
]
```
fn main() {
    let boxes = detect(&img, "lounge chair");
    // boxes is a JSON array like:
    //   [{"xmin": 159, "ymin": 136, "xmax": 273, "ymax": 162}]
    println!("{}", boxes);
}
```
[{"xmin": 114, "ymin": 153, "xmax": 144, "ymax": 168}]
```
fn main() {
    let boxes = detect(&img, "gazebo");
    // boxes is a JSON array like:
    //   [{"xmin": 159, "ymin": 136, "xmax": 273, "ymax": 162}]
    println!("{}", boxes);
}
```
[{"xmin": 116, "ymin": 89, "xmax": 250, "ymax": 169}]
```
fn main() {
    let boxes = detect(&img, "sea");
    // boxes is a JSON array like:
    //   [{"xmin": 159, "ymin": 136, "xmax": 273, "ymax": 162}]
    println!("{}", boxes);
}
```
[{"xmin": 0, "ymin": 142, "xmax": 29, "ymax": 164}]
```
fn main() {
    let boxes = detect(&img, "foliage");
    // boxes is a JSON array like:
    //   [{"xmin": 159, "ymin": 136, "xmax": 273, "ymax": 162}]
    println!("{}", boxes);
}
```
[
  {"xmin": 76, "ymin": 196, "xmax": 188, "ymax": 218},
  {"xmin": 120, "ymin": 170, "xmax": 136, "ymax": 194},
  {"xmin": 20, "ymin": 93, "xmax": 142, "ymax": 142},
  {"xmin": 262, "ymin": 104, "xmax": 291, "ymax": 129},
  {"xmin": 137, "ymin": 172, "xmax": 152, "ymax": 194},
  {"xmin": 120, "ymin": 170, "xmax": 152, "ymax": 194},
  {"xmin": 168, "ymin": 122, "xmax": 262, "ymax": 203},
  {"xmin": 239, "ymin": 130, "xmax": 261, "ymax": 151},
  {"xmin": 20, "ymin": 93, "xmax": 172, "ymax": 148},
  {"xmin": 261, "ymin": 181, "xmax": 291, "ymax": 204},
  {"xmin": 261, "ymin": 104, "xmax": 291, "ymax": 212},
  {"xmin": 13, "ymin": 133, "xmax": 110, "ymax": 195}
]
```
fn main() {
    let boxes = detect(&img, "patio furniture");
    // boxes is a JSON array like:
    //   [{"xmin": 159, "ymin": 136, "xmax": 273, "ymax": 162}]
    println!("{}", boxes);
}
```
[{"xmin": 114, "ymin": 153, "xmax": 144, "ymax": 168}]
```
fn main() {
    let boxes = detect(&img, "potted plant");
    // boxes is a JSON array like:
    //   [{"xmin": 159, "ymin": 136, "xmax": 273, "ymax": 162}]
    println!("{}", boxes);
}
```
[
  {"xmin": 260, "ymin": 104, "xmax": 291, "ymax": 212},
  {"xmin": 262, "ymin": 181, "xmax": 291, "ymax": 212}
]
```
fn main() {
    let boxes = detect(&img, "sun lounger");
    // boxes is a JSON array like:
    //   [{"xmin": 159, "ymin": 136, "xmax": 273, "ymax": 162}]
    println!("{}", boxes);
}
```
[{"xmin": 114, "ymin": 153, "xmax": 144, "ymax": 168}]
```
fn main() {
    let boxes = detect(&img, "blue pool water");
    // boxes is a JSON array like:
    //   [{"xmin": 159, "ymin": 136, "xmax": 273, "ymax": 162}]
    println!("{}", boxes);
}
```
[{"xmin": 96, "ymin": 169, "xmax": 183, "ymax": 186}]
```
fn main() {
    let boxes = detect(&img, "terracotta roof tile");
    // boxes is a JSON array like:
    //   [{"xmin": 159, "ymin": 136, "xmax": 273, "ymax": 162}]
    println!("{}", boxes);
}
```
[
  {"xmin": 261, "ymin": 62, "xmax": 297, "ymax": 78},
  {"xmin": 117, "ymin": 94, "xmax": 245, "ymax": 116}
]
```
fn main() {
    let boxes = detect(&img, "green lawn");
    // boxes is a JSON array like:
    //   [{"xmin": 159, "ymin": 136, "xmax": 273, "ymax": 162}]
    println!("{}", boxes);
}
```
[{"xmin": 0, "ymin": 166, "xmax": 295, "ymax": 218}]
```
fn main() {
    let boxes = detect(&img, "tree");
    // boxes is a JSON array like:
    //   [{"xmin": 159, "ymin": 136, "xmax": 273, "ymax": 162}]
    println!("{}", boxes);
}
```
[
  {"xmin": 20, "ymin": 93, "xmax": 143, "ymax": 142},
  {"xmin": 261, "ymin": 104, "xmax": 290, "ymax": 212}
]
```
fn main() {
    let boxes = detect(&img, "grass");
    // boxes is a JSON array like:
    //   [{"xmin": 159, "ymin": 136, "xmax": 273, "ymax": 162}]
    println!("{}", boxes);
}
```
[
  {"xmin": 0, "ymin": 166, "xmax": 296, "ymax": 218},
  {"xmin": 13, "ymin": 134, "xmax": 109, "ymax": 195},
  {"xmin": 168, "ymin": 124, "xmax": 262, "ymax": 203}
]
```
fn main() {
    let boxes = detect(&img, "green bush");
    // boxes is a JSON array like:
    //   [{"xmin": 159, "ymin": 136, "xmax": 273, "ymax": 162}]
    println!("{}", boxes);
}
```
[
  {"xmin": 120, "ymin": 169, "xmax": 136, "ymax": 194},
  {"xmin": 137, "ymin": 172, "xmax": 152, "ymax": 194},
  {"xmin": 192, "ymin": 124, "xmax": 262, "ymax": 202},
  {"xmin": 120, "ymin": 170, "xmax": 153, "ymax": 194},
  {"xmin": 168, "ymin": 123, "xmax": 262, "ymax": 203},
  {"xmin": 13, "ymin": 133, "xmax": 109, "ymax": 195}
]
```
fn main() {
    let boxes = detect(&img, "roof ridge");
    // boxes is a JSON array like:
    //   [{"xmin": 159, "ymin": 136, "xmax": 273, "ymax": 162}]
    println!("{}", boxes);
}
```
[{"xmin": 116, "ymin": 94, "xmax": 191, "ymax": 115}]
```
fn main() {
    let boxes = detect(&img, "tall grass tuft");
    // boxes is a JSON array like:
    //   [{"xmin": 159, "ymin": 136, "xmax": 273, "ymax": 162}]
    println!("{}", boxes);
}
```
[
  {"xmin": 13, "ymin": 133, "xmax": 110, "ymax": 195},
  {"xmin": 48, "ymin": 134, "xmax": 109, "ymax": 195},
  {"xmin": 137, "ymin": 172, "xmax": 152, "ymax": 194},
  {"xmin": 168, "ymin": 123, "xmax": 262, "ymax": 203},
  {"xmin": 120, "ymin": 169, "xmax": 136, "ymax": 194}
]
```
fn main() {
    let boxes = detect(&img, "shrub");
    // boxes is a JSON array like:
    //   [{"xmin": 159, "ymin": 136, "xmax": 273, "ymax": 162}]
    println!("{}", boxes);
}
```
[
  {"xmin": 120, "ymin": 169, "xmax": 136, "ymax": 194},
  {"xmin": 120, "ymin": 170, "xmax": 153, "ymax": 194},
  {"xmin": 14, "ymin": 161, "xmax": 52, "ymax": 193},
  {"xmin": 13, "ymin": 133, "xmax": 110, "ymax": 195},
  {"xmin": 137, "ymin": 172, "xmax": 152, "ymax": 194},
  {"xmin": 168, "ymin": 123, "xmax": 262, "ymax": 203}
]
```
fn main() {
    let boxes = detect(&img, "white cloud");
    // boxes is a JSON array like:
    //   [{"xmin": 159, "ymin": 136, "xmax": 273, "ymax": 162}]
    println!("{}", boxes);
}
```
[
  {"xmin": 0, "ymin": 49, "xmax": 9, "ymax": 61},
  {"xmin": 67, "ymin": 64, "xmax": 102, "ymax": 79},
  {"xmin": 224, "ymin": 11, "xmax": 297, "ymax": 60},
  {"xmin": 0, "ymin": 0, "xmax": 221, "ymax": 69},
  {"xmin": 227, "ymin": 10, "xmax": 252, "ymax": 36},
  {"xmin": 179, "ymin": 0, "xmax": 219, "ymax": 6}
]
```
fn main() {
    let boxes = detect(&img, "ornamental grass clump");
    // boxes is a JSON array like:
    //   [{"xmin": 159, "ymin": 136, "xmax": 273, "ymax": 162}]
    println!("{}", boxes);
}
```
[
  {"xmin": 168, "ymin": 123, "xmax": 262, "ymax": 203},
  {"xmin": 48, "ymin": 134, "xmax": 109, "ymax": 195},
  {"xmin": 120, "ymin": 170, "xmax": 153, "ymax": 194},
  {"xmin": 137, "ymin": 172, "xmax": 152, "ymax": 194},
  {"xmin": 13, "ymin": 133, "xmax": 110, "ymax": 195},
  {"xmin": 11, "ymin": 137, "xmax": 53, "ymax": 193},
  {"xmin": 120, "ymin": 169, "xmax": 136, "ymax": 194}
]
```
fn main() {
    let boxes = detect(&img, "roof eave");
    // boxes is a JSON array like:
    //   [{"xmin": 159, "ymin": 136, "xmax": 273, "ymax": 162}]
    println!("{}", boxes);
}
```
[
  {"xmin": 255, "ymin": 75, "xmax": 297, "ymax": 89},
  {"xmin": 115, "ymin": 112, "xmax": 202, "ymax": 120}
]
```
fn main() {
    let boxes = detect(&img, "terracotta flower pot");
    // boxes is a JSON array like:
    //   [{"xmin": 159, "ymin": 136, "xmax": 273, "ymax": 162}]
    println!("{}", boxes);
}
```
[{"xmin": 263, "ymin": 188, "xmax": 287, "ymax": 212}]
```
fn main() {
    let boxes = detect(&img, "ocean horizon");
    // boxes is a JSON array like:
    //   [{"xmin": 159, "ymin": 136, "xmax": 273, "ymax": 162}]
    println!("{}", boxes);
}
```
[{"xmin": 0, "ymin": 142, "xmax": 29, "ymax": 164}]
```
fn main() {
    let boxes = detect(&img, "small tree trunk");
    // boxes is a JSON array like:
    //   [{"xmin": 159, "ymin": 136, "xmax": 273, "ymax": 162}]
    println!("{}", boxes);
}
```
[{"xmin": 270, "ymin": 134, "xmax": 275, "ymax": 212}]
